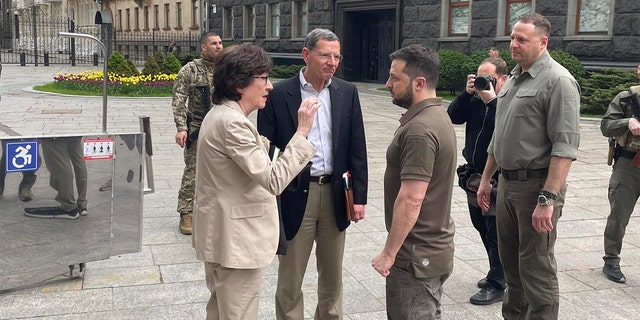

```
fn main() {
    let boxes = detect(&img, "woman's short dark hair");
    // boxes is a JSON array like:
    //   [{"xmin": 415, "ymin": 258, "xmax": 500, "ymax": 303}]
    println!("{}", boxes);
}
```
[{"xmin": 212, "ymin": 43, "xmax": 271, "ymax": 104}]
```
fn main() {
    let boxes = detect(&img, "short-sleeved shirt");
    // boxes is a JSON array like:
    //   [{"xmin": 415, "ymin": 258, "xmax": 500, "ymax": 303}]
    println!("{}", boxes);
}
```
[
  {"xmin": 384, "ymin": 98, "xmax": 456, "ymax": 278},
  {"xmin": 488, "ymin": 51, "xmax": 580, "ymax": 170}
]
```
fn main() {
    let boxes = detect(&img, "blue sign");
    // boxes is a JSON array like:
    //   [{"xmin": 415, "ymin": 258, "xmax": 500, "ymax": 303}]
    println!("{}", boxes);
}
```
[{"xmin": 5, "ymin": 141, "xmax": 39, "ymax": 172}]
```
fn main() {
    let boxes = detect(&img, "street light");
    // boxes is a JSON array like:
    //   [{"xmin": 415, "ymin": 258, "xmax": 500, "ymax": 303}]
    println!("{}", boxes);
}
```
[{"xmin": 59, "ymin": 32, "xmax": 109, "ymax": 134}]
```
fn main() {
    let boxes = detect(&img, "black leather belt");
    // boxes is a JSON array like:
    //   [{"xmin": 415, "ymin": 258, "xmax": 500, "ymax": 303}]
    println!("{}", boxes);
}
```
[
  {"xmin": 501, "ymin": 168, "xmax": 548, "ymax": 181},
  {"xmin": 310, "ymin": 174, "xmax": 333, "ymax": 185},
  {"xmin": 617, "ymin": 149, "xmax": 638, "ymax": 160}
]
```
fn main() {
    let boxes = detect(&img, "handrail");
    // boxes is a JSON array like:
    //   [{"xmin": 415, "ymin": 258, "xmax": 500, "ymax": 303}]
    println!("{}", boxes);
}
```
[{"xmin": 58, "ymin": 32, "xmax": 108, "ymax": 134}]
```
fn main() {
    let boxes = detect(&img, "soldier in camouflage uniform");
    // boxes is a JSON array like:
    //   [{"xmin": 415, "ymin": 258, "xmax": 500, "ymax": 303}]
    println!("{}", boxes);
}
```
[
  {"xmin": 172, "ymin": 32, "xmax": 223, "ymax": 235},
  {"xmin": 600, "ymin": 83, "xmax": 640, "ymax": 283}
]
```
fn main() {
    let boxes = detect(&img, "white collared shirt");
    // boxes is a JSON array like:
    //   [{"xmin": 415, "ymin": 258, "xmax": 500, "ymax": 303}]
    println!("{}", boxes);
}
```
[{"xmin": 298, "ymin": 69, "xmax": 333, "ymax": 176}]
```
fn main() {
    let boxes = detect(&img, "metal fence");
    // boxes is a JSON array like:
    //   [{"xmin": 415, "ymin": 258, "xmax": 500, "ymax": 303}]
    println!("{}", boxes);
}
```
[{"xmin": 1, "ymin": 17, "xmax": 201, "ymax": 67}]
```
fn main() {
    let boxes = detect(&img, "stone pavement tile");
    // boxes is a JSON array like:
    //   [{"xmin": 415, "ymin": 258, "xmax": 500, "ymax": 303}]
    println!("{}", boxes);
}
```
[
  {"xmin": 625, "ymin": 217, "xmax": 640, "ymax": 233},
  {"xmin": 455, "ymin": 242, "xmax": 494, "ymax": 261},
  {"xmin": 342, "ymin": 250, "xmax": 384, "ymax": 282},
  {"xmin": 562, "ymin": 288, "xmax": 640, "ymax": 319},
  {"xmin": 558, "ymin": 235, "xmax": 603, "ymax": 252},
  {"xmin": 87, "ymin": 246, "xmax": 154, "ymax": 269},
  {"xmin": 142, "ymin": 216, "xmax": 177, "ymax": 229},
  {"xmin": 82, "ymin": 266, "xmax": 161, "ymax": 289},
  {"xmin": 556, "ymin": 250, "xmax": 605, "ymax": 271},
  {"xmin": 557, "ymin": 270, "xmax": 595, "ymax": 293},
  {"xmin": 0, "ymin": 288, "xmax": 113, "ymax": 319},
  {"xmin": 141, "ymin": 227, "xmax": 179, "ymax": 246},
  {"xmin": 1, "ymin": 274, "xmax": 83, "ymax": 296},
  {"xmin": 617, "ymin": 247, "xmax": 640, "ymax": 265},
  {"xmin": 624, "ymin": 231, "xmax": 640, "ymax": 247},
  {"xmin": 112, "ymin": 281, "xmax": 207, "ymax": 310},
  {"xmin": 342, "ymin": 272, "xmax": 385, "ymax": 314},
  {"xmin": 455, "ymin": 226, "xmax": 485, "ymax": 246},
  {"xmin": 558, "ymin": 219, "xmax": 607, "ymax": 238},
  {"xmin": 159, "ymin": 262, "xmax": 205, "ymax": 283},
  {"xmin": 346, "ymin": 311, "xmax": 387, "ymax": 320},
  {"xmin": 449, "ymin": 303, "xmax": 503, "ymax": 320},
  {"xmin": 16, "ymin": 303, "xmax": 207, "ymax": 320},
  {"xmin": 149, "ymin": 243, "xmax": 199, "ymax": 265},
  {"xmin": 445, "ymin": 259, "xmax": 489, "ymax": 304}
]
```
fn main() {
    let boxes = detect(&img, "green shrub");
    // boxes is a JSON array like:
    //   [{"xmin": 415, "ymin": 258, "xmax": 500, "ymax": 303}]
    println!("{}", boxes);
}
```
[
  {"xmin": 549, "ymin": 49, "xmax": 585, "ymax": 80},
  {"xmin": 126, "ymin": 59, "xmax": 140, "ymax": 76},
  {"xmin": 271, "ymin": 64, "xmax": 304, "ymax": 79},
  {"xmin": 580, "ymin": 68, "xmax": 638, "ymax": 115},
  {"xmin": 107, "ymin": 51, "xmax": 138, "ymax": 77},
  {"xmin": 163, "ymin": 54, "xmax": 182, "ymax": 75},
  {"xmin": 141, "ymin": 56, "xmax": 161, "ymax": 75},
  {"xmin": 178, "ymin": 52, "xmax": 200, "ymax": 66},
  {"xmin": 464, "ymin": 48, "xmax": 515, "ymax": 75},
  {"xmin": 154, "ymin": 51, "xmax": 165, "ymax": 71},
  {"xmin": 437, "ymin": 49, "xmax": 469, "ymax": 94}
]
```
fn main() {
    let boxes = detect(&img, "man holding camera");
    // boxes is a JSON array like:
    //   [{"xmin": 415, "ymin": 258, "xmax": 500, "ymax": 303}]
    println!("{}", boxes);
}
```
[
  {"xmin": 476, "ymin": 13, "xmax": 580, "ymax": 319},
  {"xmin": 448, "ymin": 57, "xmax": 508, "ymax": 305}
]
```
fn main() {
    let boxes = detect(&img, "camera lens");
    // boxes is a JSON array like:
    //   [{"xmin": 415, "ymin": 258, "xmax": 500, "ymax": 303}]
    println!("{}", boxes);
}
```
[{"xmin": 473, "ymin": 76, "xmax": 492, "ymax": 91}]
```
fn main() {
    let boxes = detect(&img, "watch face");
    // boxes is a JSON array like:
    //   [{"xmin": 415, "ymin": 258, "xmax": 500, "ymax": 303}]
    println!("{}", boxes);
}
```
[{"xmin": 537, "ymin": 194, "xmax": 549, "ymax": 206}]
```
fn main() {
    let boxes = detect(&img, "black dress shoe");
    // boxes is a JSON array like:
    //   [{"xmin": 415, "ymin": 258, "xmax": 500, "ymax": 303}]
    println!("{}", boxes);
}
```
[
  {"xmin": 603, "ymin": 264, "xmax": 626, "ymax": 283},
  {"xmin": 477, "ymin": 277, "xmax": 490, "ymax": 289},
  {"xmin": 470, "ymin": 287, "xmax": 504, "ymax": 305}
]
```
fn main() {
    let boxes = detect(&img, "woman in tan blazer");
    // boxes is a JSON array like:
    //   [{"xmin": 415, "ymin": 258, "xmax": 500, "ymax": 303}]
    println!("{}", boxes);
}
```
[{"xmin": 193, "ymin": 43, "xmax": 320, "ymax": 320}]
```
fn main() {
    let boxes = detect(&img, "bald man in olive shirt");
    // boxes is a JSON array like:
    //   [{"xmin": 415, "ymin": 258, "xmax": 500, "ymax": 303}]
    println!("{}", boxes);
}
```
[{"xmin": 477, "ymin": 13, "xmax": 580, "ymax": 320}]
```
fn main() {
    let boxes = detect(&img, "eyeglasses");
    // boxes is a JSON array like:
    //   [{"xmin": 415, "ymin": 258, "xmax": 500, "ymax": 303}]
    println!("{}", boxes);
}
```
[
  {"xmin": 312, "ymin": 50, "xmax": 343, "ymax": 62},
  {"xmin": 253, "ymin": 75, "xmax": 270, "ymax": 85}
]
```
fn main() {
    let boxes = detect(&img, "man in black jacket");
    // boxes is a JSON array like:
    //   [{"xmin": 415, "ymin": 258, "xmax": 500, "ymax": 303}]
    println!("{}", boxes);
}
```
[{"xmin": 447, "ymin": 57, "xmax": 508, "ymax": 305}]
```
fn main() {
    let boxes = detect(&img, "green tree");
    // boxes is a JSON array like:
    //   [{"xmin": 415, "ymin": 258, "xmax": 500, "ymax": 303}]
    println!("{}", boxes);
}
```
[
  {"xmin": 141, "ymin": 56, "xmax": 161, "ymax": 75},
  {"xmin": 580, "ymin": 68, "xmax": 638, "ymax": 115},
  {"xmin": 437, "ymin": 49, "xmax": 469, "ymax": 95},
  {"xmin": 107, "ymin": 51, "xmax": 138, "ymax": 77},
  {"xmin": 162, "ymin": 54, "xmax": 182, "ymax": 75},
  {"xmin": 549, "ymin": 49, "xmax": 585, "ymax": 81}
]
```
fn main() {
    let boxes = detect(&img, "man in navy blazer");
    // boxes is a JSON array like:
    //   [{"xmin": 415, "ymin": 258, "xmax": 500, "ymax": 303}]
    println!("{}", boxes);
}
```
[{"xmin": 257, "ymin": 28, "xmax": 368, "ymax": 319}]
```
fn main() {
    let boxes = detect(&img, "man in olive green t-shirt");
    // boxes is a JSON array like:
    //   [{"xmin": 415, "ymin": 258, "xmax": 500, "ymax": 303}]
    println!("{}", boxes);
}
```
[
  {"xmin": 372, "ymin": 44, "xmax": 456, "ymax": 319},
  {"xmin": 477, "ymin": 13, "xmax": 580, "ymax": 320}
]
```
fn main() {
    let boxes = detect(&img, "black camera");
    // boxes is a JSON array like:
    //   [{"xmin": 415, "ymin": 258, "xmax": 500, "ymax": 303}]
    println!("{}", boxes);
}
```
[{"xmin": 473, "ymin": 75, "xmax": 496, "ymax": 91}]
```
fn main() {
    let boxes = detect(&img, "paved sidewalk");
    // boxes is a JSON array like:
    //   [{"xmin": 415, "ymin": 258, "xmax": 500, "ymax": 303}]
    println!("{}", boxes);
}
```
[{"xmin": 0, "ymin": 64, "xmax": 639, "ymax": 319}]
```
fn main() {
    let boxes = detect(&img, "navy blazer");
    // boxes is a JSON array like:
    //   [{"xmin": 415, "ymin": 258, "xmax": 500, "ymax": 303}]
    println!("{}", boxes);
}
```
[{"xmin": 257, "ymin": 75, "xmax": 368, "ymax": 240}]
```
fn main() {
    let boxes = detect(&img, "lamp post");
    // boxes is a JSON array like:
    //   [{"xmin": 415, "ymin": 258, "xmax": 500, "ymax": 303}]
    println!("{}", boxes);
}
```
[{"xmin": 59, "ymin": 32, "xmax": 109, "ymax": 134}]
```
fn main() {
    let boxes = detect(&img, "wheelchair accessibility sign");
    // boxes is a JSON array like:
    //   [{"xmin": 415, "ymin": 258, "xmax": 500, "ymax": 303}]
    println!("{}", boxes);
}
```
[{"xmin": 5, "ymin": 141, "xmax": 39, "ymax": 172}]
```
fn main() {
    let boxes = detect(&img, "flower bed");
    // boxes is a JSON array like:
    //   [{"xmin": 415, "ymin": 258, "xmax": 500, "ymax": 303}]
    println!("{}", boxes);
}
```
[{"xmin": 52, "ymin": 71, "xmax": 176, "ymax": 96}]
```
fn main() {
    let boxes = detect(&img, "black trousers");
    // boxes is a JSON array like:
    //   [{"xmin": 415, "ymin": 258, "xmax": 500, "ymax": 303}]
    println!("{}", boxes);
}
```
[{"xmin": 469, "ymin": 202, "xmax": 505, "ymax": 290}]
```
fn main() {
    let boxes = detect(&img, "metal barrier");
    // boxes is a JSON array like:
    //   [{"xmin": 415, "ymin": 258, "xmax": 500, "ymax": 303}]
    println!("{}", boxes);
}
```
[{"xmin": 0, "ymin": 33, "xmax": 154, "ymax": 292}]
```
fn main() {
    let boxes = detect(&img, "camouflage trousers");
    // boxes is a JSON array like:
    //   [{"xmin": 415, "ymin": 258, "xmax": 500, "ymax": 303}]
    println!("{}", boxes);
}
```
[{"xmin": 177, "ymin": 141, "xmax": 197, "ymax": 216}]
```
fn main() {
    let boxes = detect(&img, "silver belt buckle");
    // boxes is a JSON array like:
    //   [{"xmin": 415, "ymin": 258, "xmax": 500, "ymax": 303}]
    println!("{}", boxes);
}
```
[{"xmin": 318, "ymin": 175, "xmax": 330, "ymax": 185}]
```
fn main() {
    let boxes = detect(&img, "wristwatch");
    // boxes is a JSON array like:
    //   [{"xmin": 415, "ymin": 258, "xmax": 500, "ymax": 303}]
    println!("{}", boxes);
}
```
[
  {"xmin": 537, "ymin": 189, "xmax": 558, "ymax": 206},
  {"xmin": 537, "ymin": 194, "xmax": 554, "ymax": 206}
]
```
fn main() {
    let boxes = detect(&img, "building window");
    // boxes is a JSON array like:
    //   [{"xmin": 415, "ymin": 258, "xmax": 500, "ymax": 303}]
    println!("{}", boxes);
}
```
[
  {"xmin": 292, "ymin": 1, "xmax": 308, "ymax": 38},
  {"xmin": 191, "ymin": 0, "xmax": 198, "ymax": 28},
  {"xmin": 164, "ymin": 4, "xmax": 170, "ymax": 29},
  {"xmin": 505, "ymin": 0, "xmax": 532, "ymax": 33},
  {"xmin": 267, "ymin": 3, "xmax": 280, "ymax": 38},
  {"xmin": 448, "ymin": 0, "xmax": 470, "ymax": 36},
  {"xmin": 117, "ymin": 9, "xmax": 122, "ymax": 31},
  {"xmin": 154, "ymin": 5, "xmax": 159, "ymax": 30},
  {"xmin": 176, "ymin": 2, "xmax": 182, "ymax": 28},
  {"xmin": 134, "ymin": 7, "xmax": 139, "ymax": 31},
  {"xmin": 576, "ymin": 0, "xmax": 609, "ymax": 34},
  {"xmin": 243, "ymin": 5, "xmax": 255, "ymax": 38},
  {"xmin": 144, "ymin": 6, "xmax": 149, "ymax": 30},
  {"xmin": 126, "ymin": 8, "xmax": 130, "ymax": 31},
  {"xmin": 223, "ymin": 7, "xmax": 233, "ymax": 38}
]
